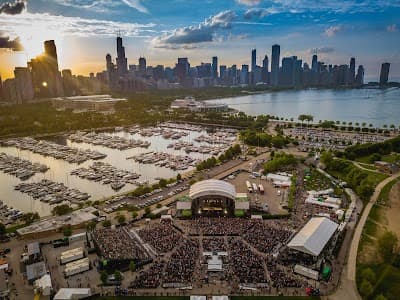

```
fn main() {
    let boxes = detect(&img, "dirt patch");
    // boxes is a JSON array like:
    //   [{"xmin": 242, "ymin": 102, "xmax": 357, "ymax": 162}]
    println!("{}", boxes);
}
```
[{"xmin": 385, "ymin": 181, "xmax": 400, "ymax": 239}]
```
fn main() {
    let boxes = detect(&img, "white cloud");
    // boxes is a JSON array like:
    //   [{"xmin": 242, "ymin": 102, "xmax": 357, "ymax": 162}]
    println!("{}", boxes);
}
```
[
  {"xmin": 387, "ymin": 24, "xmax": 397, "ymax": 33},
  {"xmin": 120, "ymin": 0, "xmax": 149, "ymax": 13},
  {"xmin": 243, "ymin": 8, "xmax": 270, "ymax": 19},
  {"xmin": 236, "ymin": 0, "xmax": 261, "ymax": 6},
  {"xmin": 0, "ymin": 11, "xmax": 155, "ymax": 38},
  {"xmin": 324, "ymin": 25, "xmax": 342, "ymax": 37},
  {"xmin": 52, "ymin": 0, "xmax": 148, "ymax": 13},
  {"xmin": 152, "ymin": 10, "xmax": 237, "ymax": 49}
]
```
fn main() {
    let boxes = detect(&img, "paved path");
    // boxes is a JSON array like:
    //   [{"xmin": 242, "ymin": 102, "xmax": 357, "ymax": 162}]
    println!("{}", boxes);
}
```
[
  {"xmin": 352, "ymin": 161, "xmax": 381, "ymax": 173},
  {"xmin": 326, "ymin": 171, "xmax": 400, "ymax": 300}
]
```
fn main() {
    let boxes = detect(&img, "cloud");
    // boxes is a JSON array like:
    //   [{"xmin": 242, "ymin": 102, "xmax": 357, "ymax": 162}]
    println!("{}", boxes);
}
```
[
  {"xmin": 120, "ymin": 0, "xmax": 148, "ymax": 13},
  {"xmin": 0, "ymin": 34, "xmax": 23, "ymax": 50},
  {"xmin": 324, "ymin": 25, "xmax": 342, "ymax": 37},
  {"xmin": 152, "ymin": 10, "xmax": 236, "ymax": 48},
  {"xmin": 53, "ymin": 0, "xmax": 148, "ymax": 13},
  {"xmin": 244, "ymin": 8, "xmax": 270, "ymax": 19},
  {"xmin": 0, "ymin": 12, "xmax": 156, "ymax": 39},
  {"xmin": 309, "ymin": 47, "xmax": 335, "ymax": 54},
  {"xmin": 387, "ymin": 24, "xmax": 397, "ymax": 33},
  {"xmin": 0, "ymin": 0, "xmax": 26, "ymax": 15},
  {"xmin": 236, "ymin": 0, "xmax": 261, "ymax": 6}
]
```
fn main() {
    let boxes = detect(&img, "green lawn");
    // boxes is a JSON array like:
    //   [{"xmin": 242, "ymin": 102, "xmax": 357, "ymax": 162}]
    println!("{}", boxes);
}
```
[
  {"xmin": 376, "ymin": 178, "xmax": 400, "ymax": 205},
  {"xmin": 94, "ymin": 297, "xmax": 189, "ymax": 300},
  {"xmin": 355, "ymin": 153, "xmax": 400, "ymax": 164}
]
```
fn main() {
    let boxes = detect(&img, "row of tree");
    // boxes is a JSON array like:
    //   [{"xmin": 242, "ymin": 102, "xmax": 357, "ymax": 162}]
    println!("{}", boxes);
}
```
[
  {"xmin": 196, "ymin": 144, "xmax": 242, "ymax": 171},
  {"xmin": 263, "ymin": 152, "xmax": 298, "ymax": 173}
]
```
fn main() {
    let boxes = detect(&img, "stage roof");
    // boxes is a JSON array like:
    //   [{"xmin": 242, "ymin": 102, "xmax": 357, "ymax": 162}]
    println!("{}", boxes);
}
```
[
  {"xmin": 287, "ymin": 217, "xmax": 338, "ymax": 256},
  {"xmin": 189, "ymin": 179, "xmax": 236, "ymax": 201}
]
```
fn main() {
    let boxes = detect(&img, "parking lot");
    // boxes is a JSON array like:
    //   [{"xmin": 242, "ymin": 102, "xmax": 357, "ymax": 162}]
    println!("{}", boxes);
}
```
[{"xmin": 225, "ymin": 171, "xmax": 289, "ymax": 215}]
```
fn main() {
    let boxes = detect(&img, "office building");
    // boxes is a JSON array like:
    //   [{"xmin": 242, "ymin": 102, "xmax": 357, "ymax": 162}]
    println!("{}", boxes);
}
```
[
  {"xmin": 116, "ymin": 36, "xmax": 128, "ymax": 76},
  {"xmin": 212, "ymin": 56, "xmax": 218, "ymax": 79},
  {"xmin": 379, "ymin": 63, "xmax": 390, "ymax": 86},
  {"xmin": 271, "ymin": 44, "xmax": 280, "ymax": 86},
  {"xmin": 14, "ymin": 67, "xmax": 34, "ymax": 103}
]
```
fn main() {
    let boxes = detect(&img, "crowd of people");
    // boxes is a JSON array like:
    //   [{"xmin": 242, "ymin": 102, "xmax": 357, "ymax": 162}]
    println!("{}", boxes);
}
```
[
  {"xmin": 202, "ymin": 237, "xmax": 227, "ymax": 252},
  {"xmin": 181, "ymin": 217, "xmax": 255, "ymax": 236},
  {"xmin": 131, "ymin": 260, "xmax": 166, "ymax": 289},
  {"xmin": 93, "ymin": 227, "xmax": 148, "ymax": 261},
  {"xmin": 228, "ymin": 238, "xmax": 268, "ymax": 284},
  {"xmin": 267, "ymin": 259, "xmax": 305, "ymax": 289},
  {"xmin": 163, "ymin": 238, "xmax": 199, "ymax": 285},
  {"xmin": 243, "ymin": 220, "xmax": 293, "ymax": 254},
  {"xmin": 137, "ymin": 223, "xmax": 182, "ymax": 253}
]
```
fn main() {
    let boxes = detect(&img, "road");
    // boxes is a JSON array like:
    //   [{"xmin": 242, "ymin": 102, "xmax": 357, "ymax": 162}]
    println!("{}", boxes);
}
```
[{"xmin": 325, "ymin": 171, "xmax": 400, "ymax": 300}]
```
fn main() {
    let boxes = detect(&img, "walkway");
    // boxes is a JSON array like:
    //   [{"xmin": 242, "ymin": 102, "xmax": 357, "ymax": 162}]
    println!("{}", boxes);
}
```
[{"xmin": 326, "ymin": 171, "xmax": 400, "ymax": 300}]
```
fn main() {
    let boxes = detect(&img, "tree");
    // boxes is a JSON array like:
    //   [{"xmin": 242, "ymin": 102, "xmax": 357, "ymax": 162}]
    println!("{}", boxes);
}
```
[
  {"xmin": 115, "ymin": 214, "xmax": 126, "ymax": 224},
  {"xmin": 102, "ymin": 220, "xmax": 111, "ymax": 227},
  {"xmin": 131, "ymin": 211, "xmax": 138, "ymax": 219},
  {"xmin": 21, "ymin": 212, "xmax": 40, "ymax": 225},
  {"xmin": 361, "ymin": 267, "xmax": 376, "ymax": 283},
  {"xmin": 129, "ymin": 260, "xmax": 136, "ymax": 272},
  {"xmin": 378, "ymin": 231, "xmax": 398, "ymax": 262},
  {"xmin": 114, "ymin": 270, "xmax": 122, "ymax": 282},
  {"xmin": 158, "ymin": 178, "xmax": 167, "ymax": 188},
  {"xmin": 375, "ymin": 294, "xmax": 387, "ymax": 300},
  {"xmin": 321, "ymin": 151, "xmax": 334, "ymax": 166},
  {"xmin": 100, "ymin": 270, "xmax": 108, "ymax": 284},
  {"xmin": 52, "ymin": 204, "xmax": 73, "ymax": 216},
  {"xmin": 62, "ymin": 225, "xmax": 72, "ymax": 237},
  {"xmin": 176, "ymin": 173, "xmax": 182, "ymax": 182},
  {"xmin": 0, "ymin": 222, "xmax": 6, "ymax": 237},
  {"xmin": 360, "ymin": 280, "xmax": 373, "ymax": 297},
  {"xmin": 86, "ymin": 221, "xmax": 96, "ymax": 231}
]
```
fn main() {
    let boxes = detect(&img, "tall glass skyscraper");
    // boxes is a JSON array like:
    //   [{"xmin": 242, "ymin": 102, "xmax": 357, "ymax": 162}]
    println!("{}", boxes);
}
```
[{"xmin": 271, "ymin": 44, "xmax": 280, "ymax": 86}]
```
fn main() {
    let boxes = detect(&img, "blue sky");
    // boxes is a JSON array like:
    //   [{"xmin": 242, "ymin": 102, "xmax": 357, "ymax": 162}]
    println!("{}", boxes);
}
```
[{"xmin": 0, "ymin": 0, "xmax": 400, "ymax": 81}]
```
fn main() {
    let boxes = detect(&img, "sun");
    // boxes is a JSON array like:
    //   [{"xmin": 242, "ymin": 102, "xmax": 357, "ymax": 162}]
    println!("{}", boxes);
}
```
[{"xmin": 15, "ymin": 24, "xmax": 63, "ymax": 59}]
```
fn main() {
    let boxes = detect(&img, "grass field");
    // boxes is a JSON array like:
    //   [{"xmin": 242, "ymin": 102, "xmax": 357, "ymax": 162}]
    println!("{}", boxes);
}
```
[{"xmin": 355, "ymin": 153, "xmax": 400, "ymax": 164}]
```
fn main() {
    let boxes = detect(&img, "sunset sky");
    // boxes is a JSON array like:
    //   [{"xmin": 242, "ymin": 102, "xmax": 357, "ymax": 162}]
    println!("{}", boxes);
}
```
[{"xmin": 0, "ymin": 0, "xmax": 400, "ymax": 81}]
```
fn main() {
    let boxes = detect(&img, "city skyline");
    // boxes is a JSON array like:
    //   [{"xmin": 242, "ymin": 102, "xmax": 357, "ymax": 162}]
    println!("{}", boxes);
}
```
[{"xmin": 0, "ymin": 0, "xmax": 400, "ymax": 81}]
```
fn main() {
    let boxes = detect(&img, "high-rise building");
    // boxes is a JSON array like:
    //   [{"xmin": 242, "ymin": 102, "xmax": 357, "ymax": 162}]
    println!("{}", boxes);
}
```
[
  {"xmin": 116, "ymin": 36, "xmax": 128, "ymax": 76},
  {"xmin": 139, "ymin": 57, "xmax": 147, "ymax": 75},
  {"xmin": 262, "ymin": 55, "xmax": 269, "ymax": 83},
  {"xmin": 28, "ymin": 40, "xmax": 63, "ymax": 98},
  {"xmin": 311, "ymin": 55, "xmax": 318, "ymax": 73},
  {"xmin": 280, "ymin": 57, "xmax": 295, "ymax": 86},
  {"xmin": 251, "ymin": 49, "xmax": 257, "ymax": 73},
  {"xmin": 379, "ymin": 63, "xmax": 390, "ymax": 86},
  {"xmin": 175, "ymin": 58, "xmax": 190, "ymax": 84},
  {"xmin": 212, "ymin": 56, "xmax": 218, "ymax": 78},
  {"xmin": 14, "ymin": 67, "xmax": 34, "ymax": 103},
  {"xmin": 240, "ymin": 64, "xmax": 249, "ymax": 85},
  {"xmin": 349, "ymin": 57, "xmax": 356, "ymax": 84},
  {"xmin": 271, "ymin": 44, "xmax": 280, "ymax": 86},
  {"xmin": 219, "ymin": 65, "xmax": 227, "ymax": 83},
  {"xmin": 355, "ymin": 65, "xmax": 364, "ymax": 86}
]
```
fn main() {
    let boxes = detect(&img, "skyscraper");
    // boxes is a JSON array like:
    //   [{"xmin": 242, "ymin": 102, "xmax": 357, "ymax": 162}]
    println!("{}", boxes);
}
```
[
  {"xmin": 355, "ymin": 65, "xmax": 364, "ymax": 86},
  {"xmin": 28, "ymin": 40, "xmax": 63, "ymax": 98},
  {"xmin": 176, "ymin": 58, "xmax": 190, "ymax": 84},
  {"xmin": 116, "ymin": 36, "xmax": 128, "ymax": 76},
  {"xmin": 212, "ymin": 56, "xmax": 218, "ymax": 78},
  {"xmin": 311, "ymin": 55, "xmax": 318, "ymax": 73},
  {"xmin": 251, "ymin": 49, "xmax": 257, "ymax": 73},
  {"xmin": 271, "ymin": 44, "xmax": 280, "ymax": 86},
  {"xmin": 379, "ymin": 63, "xmax": 390, "ymax": 86},
  {"xmin": 349, "ymin": 57, "xmax": 356, "ymax": 84},
  {"xmin": 139, "ymin": 57, "xmax": 147, "ymax": 75},
  {"xmin": 262, "ymin": 55, "xmax": 269, "ymax": 83}
]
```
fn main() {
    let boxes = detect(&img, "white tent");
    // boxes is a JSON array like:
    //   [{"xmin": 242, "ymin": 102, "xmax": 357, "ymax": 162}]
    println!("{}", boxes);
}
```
[{"xmin": 287, "ymin": 217, "xmax": 338, "ymax": 256}]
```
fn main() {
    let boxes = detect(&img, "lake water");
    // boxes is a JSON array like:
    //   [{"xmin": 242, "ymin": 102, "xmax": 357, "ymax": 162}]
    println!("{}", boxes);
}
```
[
  {"xmin": 0, "ymin": 127, "xmax": 229, "ymax": 216},
  {"xmin": 207, "ymin": 87, "xmax": 400, "ymax": 127}
]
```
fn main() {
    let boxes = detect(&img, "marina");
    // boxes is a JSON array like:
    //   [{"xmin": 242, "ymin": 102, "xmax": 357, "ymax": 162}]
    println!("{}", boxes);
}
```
[
  {"xmin": 0, "ymin": 199, "xmax": 24, "ymax": 225},
  {"xmin": 2, "ymin": 138, "xmax": 107, "ymax": 164},
  {"xmin": 0, "ymin": 153, "xmax": 49, "ymax": 180},
  {"xmin": 0, "ymin": 123, "xmax": 238, "ymax": 216},
  {"xmin": 15, "ymin": 179, "xmax": 90, "ymax": 205},
  {"xmin": 68, "ymin": 132, "xmax": 151, "ymax": 150},
  {"xmin": 129, "ymin": 151, "xmax": 200, "ymax": 170},
  {"xmin": 71, "ymin": 162, "xmax": 141, "ymax": 190}
]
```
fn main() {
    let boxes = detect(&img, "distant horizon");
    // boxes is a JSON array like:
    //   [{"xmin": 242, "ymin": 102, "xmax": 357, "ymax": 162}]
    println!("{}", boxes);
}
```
[{"xmin": 0, "ymin": 0, "xmax": 399, "ymax": 81}]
